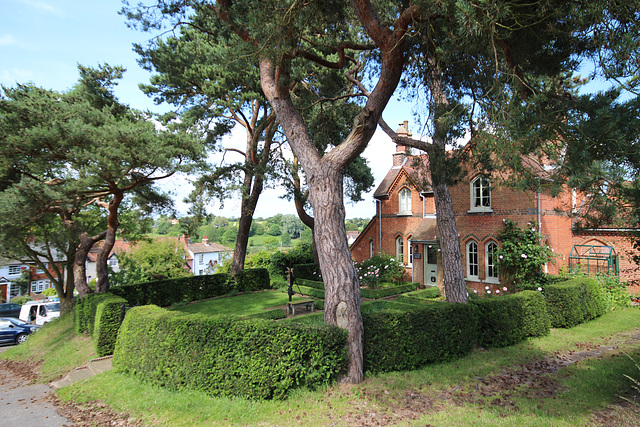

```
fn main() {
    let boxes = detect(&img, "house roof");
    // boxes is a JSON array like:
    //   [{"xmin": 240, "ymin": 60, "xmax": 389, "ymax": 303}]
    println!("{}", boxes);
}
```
[
  {"xmin": 410, "ymin": 219, "xmax": 439, "ymax": 242},
  {"xmin": 186, "ymin": 241, "xmax": 231, "ymax": 254},
  {"xmin": 373, "ymin": 155, "xmax": 432, "ymax": 198}
]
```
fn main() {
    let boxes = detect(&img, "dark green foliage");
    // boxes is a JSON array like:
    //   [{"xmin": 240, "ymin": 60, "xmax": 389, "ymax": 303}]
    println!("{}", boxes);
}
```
[
  {"xmin": 239, "ymin": 308, "xmax": 286, "ymax": 321},
  {"xmin": 268, "ymin": 242, "xmax": 314, "ymax": 277},
  {"xmin": 295, "ymin": 286, "xmax": 325, "ymax": 299},
  {"xmin": 361, "ymin": 300, "xmax": 417, "ymax": 314},
  {"xmin": 292, "ymin": 263, "xmax": 321, "ymax": 281},
  {"xmin": 545, "ymin": 277, "xmax": 606, "ymax": 328},
  {"xmin": 396, "ymin": 287, "xmax": 441, "ymax": 305},
  {"xmin": 361, "ymin": 283, "xmax": 417, "ymax": 299},
  {"xmin": 517, "ymin": 291, "xmax": 551, "ymax": 338},
  {"xmin": 313, "ymin": 299, "xmax": 324, "ymax": 310},
  {"xmin": 110, "ymin": 270, "xmax": 270, "ymax": 307},
  {"xmin": 363, "ymin": 302, "xmax": 477, "ymax": 373},
  {"xmin": 296, "ymin": 278, "xmax": 324, "ymax": 290},
  {"xmin": 233, "ymin": 268, "xmax": 271, "ymax": 292},
  {"xmin": 113, "ymin": 305, "xmax": 348, "ymax": 400},
  {"xmin": 75, "ymin": 293, "xmax": 113, "ymax": 334},
  {"xmin": 93, "ymin": 295, "xmax": 127, "ymax": 356}
]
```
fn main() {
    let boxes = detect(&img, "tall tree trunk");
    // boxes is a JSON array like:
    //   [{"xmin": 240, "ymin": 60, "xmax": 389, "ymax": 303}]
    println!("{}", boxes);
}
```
[
  {"xmin": 60, "ymin": 245, "xmax": 76, "ymax": 314},
  {"xmin": 230, "ymin": 174, "xmax": 263, "ymax": 274},
  {"xmin": 431, "ymin": 71, "xmax": 468, "ymax": 303},
  {"xmin": 311, "ymin": 171, "xmax": 364, "ymax": 383},
  {"xmin": 293, "ymin": 170, "xmax": 319, "ymax": 264},
  {"xmin": 96, "ymin": 190, "xmax": 124, "ymax": 293}
]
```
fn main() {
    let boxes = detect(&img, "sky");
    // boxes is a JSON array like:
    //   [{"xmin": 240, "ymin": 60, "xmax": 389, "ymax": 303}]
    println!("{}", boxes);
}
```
[{"xmin": 1, "ymin": 0, "xmax": 423, "ymax": 220}]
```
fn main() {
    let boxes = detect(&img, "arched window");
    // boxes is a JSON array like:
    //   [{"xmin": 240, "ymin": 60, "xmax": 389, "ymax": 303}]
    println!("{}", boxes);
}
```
[
  {"xmin": 466, "ymin": 240, "xmax": 479, "ymax": 280},
  {"xmin": 470, "ymin": 176, "xmax": 491, "ymax": 212},
  {"xmin": 398, "ymin": 187, "xmax": 412, "ymax": 215},
  {"xmin": 396, "ymin": 236, "xmax": 404, "ymax": 263},
  {"xmin": 485, "ymin": 241, "xmax": 499, "ymax": 283}
]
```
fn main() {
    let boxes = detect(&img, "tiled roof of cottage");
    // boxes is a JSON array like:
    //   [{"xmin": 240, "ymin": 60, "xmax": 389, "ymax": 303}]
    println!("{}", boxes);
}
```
[{"xmin": 373, "ymin": 154, "xmax": 432, "ymax": 198}]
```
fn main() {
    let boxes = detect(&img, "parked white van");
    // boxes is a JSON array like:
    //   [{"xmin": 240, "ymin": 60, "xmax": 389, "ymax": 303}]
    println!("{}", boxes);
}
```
[{"xmin": 19, "ymin": 301, "xmax": 61, "ymax": 325}]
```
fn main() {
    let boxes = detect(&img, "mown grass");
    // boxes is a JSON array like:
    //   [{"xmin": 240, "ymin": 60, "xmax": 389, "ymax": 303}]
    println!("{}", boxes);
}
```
[
  {"xmin": 168, "ymin": 290, "xmax": 313, "ymax": 316},
  {"xmin": 52, "ymin": 308, "xmax": 640, "ymax": 425},
  {"xmin": 4, "ymin": 303, "xmax": 640, "ymax": 425}
]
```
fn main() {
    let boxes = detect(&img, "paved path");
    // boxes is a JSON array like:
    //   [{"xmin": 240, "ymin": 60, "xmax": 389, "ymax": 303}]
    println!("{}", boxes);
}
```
[{"xmin": 0, "ymin": 345, "xmax": 72, "ymax": 426}]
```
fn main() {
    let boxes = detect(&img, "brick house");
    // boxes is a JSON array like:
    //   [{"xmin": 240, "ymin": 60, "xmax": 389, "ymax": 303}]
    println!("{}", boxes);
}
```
[{"xmin": 351, "ymin": 125, "xmax": 640, "ymax": 292}]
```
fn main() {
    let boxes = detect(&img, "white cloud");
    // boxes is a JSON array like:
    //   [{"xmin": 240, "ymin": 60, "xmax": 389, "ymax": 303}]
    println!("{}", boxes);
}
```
[
  {"xmin": 0, "ymin": 69, "xmax": 35, "ymax": 85},
  {"xmin": 17, "ymin": 0, "xmax": 62, "ymax": 15},
  {"xmin": 0, "ymin": 35, "xmax": 16, "ymax": 46}
]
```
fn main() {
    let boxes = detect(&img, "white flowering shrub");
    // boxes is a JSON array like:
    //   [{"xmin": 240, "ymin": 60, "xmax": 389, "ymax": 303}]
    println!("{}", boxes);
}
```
[
  {"xmin": 355, "ymin": 253, "xmax": 406, "ymax": 289},
  {"xmin": 496, "ymin": 219, "xmax": 556, "ymax": 290}
]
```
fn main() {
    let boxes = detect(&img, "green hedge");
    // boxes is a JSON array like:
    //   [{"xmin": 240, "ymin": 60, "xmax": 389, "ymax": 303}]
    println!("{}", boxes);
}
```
[
  {"xmin": 517, "ymin": 291, "xmax": 551, "ymax": 338},
  {"xmin": 296, "ymin": 278, "xmax": 325, "ymax": 290},
  {"xmin": 295, "ymin": 285, "xmax": 325, "ymax": 299},
  {"xmin": 396, "ymin": 287, "xmax": 441, "ymax": 305},
  {"xmin": 363, "ymin": 302, "xmax": 477, "ymax": 373},
  {"xmin": 93, "ymin": 295, "xmax": 127, "ymax": 356},
  {"xmin": 233, "ymin": 268, "xmax": 271, "ymax": 292},
  {"xmin": 110, "ymin": 269, "xmax": 271, "ymax": 307},
  {"xmin": 361, "ymin": 283, "xmax": 417, "ymax": 299},
  {"xmin": 75, "ymin": 293, "xmax": 113, "ymax": 334},
  {"xmin": 545, "ymin": 277, "xmax": 605, "ymax": 328},
  {"xmin": 113, "ymin": 306, "xmax": 348, "ymax": 400},
  {"xmin": 292, "ymin": 263, "xmax": 321, "ymax": 281}
]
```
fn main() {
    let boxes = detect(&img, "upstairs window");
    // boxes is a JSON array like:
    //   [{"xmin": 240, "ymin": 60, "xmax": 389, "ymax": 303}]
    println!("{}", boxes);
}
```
[
  {"xmin": 470, "ymin": 176, "xmax": 492, "ymax": 212},
  {"xmin": 398, "ymin": 187, "xmax": 412, "ymax": 215}
]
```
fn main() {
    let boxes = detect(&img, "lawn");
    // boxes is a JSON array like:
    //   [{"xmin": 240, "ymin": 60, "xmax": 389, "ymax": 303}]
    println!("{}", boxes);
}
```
[
  {"xmin": 4, "ymin": 304, "xmax": 640, "ymax": 425},
  {"xmin": 168, "ymin": 290, "xmax": 314, "ymax": 317}
]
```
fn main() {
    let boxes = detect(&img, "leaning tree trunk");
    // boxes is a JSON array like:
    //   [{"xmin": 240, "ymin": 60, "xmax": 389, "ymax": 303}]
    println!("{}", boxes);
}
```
[
  {"xmin": 73, "ymin": 231, "xmax": 106, "ymax": 297},
  {"xmin": 311, "ymin": 170, "xmax": 364, "ymax": 383},
  {"xmin": 95, "ymin": 190, "xmax": 123, "ymax": 293}
]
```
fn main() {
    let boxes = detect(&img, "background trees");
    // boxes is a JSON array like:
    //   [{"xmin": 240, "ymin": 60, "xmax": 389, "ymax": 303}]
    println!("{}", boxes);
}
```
[{"xmin": 0, "ymin": 64, "xmax": 205, "ymax": 308}]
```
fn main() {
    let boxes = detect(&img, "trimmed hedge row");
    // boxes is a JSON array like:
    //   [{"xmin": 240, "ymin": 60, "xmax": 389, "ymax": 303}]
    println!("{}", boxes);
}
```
[
  {"xmin": 295, "ymin": 285, "xmax": 325, "ymax": 299},
  {"xmin": 93, "ymin": 294, "xmax": 127, "ymax": 356},
  {"xmin": 473, "ymin": 291, "xmax": 550, "ymax": 348},
  {"xmin": 363, "ymin": 302, "xmax": 477, "ymax": 373},
  {"xmin": 296, "ymin": 278, "xmax": 324, "ymax": 290},
  {"xmin": 75, "ymin": 293, "xmax": 113, "ymax": 334},
  {"xmin": 361, "ymin": 283, "xmax": 417, "ymax": 299},
  {"xmin": 110, "ymin": 268, "xmax": 271, "ymax": 307},
  {"xmin": 113, "ymin": 305, "xmax": 348, "ymax": 400},
  {"xmin": 292, "ymin": 263, "xmax": 320, "ymax": 280},
  {"xmin": 396, "ymin": 287, "xmax": 441, "ymax": 305},
  {"xmin": 545, "ymin": 278, "xmax": 605, "ymax": 328}
]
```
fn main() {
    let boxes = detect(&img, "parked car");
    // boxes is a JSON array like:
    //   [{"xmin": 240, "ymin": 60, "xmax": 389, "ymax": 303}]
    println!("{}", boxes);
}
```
[
  {"xmin": 0, "ymin": 303, "xmax": 21, "ymax": 318},
  {"xmin": 0, "ymin": 317, "xmax": 38, "ymax": 345},
  {"xmin": 19, "ymin": 301, "xmax": 61, "ymax": 326}
]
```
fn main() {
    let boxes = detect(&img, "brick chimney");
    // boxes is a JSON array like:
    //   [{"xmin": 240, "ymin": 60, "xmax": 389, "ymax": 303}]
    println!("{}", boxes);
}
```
[
  {"xmin": 202, "ymin": 236, "xmax": 210, "ymax": 245},
  {"xmin": 393, "ymin": 120, "xmax": 412, "ymax": 167}
]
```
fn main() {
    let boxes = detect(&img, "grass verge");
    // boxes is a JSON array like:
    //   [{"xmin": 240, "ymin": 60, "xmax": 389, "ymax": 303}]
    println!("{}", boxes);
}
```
[{"xmin": 51, "ymin": 308, "xmax": 640, "ymax": 425}]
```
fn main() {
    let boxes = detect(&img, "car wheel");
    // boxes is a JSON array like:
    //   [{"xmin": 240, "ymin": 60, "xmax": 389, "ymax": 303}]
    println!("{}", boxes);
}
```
[{"xmin": 15, "ymin": 333, "xmax": 28, "ymax": 344}]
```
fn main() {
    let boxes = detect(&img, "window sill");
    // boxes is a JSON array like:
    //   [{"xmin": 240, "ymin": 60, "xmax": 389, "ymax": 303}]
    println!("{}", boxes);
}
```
[
  {"xmin": 397, "ymin": 212, "xmax": 412, "ymax": 217},
  {"xmin": 465, "ymin": 277, "xmax": 480, "ymax": 282},
  {"xmin": 467, "ymin": 208, "xmax": 493, "ymax": 214},
  {"xmin": 484, "ymin": 278, "xmax": 500, "ymax": 285}
]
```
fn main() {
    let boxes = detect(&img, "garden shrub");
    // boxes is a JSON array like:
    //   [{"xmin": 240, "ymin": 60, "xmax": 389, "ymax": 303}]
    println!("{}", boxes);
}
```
[
  {"xmin": 363, "ymin": 302, "xmax": 477, "ymax": 373},
  {"xmin": 473, "ymin": 295, "xmax": 526, "ymax": 348},
  {"xmin": 355, "ymin": 253, "xmax": 406, "ymax": 288},
  {"xmin": 596, "ymin": 274, "xmax": 630, "ymax": 311},
  {"xmin": 270, "ymin": 242, "xmax": 314, "ymax": 277},
  {"xmin": 293, "ymin": 263, "xmax": 321, "ymax": 281},
  {"xmin": 93, "ymin": 294, "xmax": 127, "ymax": 356},
  {"xmin": 233, "ymin": 268, "xmax": 271, "ymax": 292},
  {"xmin": 360, "ymin": 283, "xmax": 417, "ymax": 299},
  {"xmin": 544, "ymin": 277, "xmax": 605, "ymax": 328},
  {"xmin": 296, "ymin": 278, "xmax": 324, "ymax": 290},
  {"xmin": 75, "ymin": 293, "xmax": 112, "ymax": 334},
  {"xmin": 113, "ymin": 305, "xmax": 348, "ymax": 400},
  {"xmin": 295, "ymin": 285, "xmax": 325, "ymax": 299},
  {"xmin": 516, "ymin": 290, "xmax": 551, "ymax": 338}
]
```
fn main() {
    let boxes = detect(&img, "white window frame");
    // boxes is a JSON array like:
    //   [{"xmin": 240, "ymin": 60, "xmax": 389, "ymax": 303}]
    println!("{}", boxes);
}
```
[
  {"xmin": 369, "ymin": 239, "xmax": 375, "ymax": 259},
  {"xmin": 408, "ymin": 238, "xmax": 413, "ymax": 267},
  {"xmin": 198, "ymin": 253, "xmax": 204, "ymax": 264},
  {"xmin": 469, "ymin": 176, "xmax": 492, "ymax": 213},
  {"xmin": 466, "ymin": 240, "xmax": 479, "ymax": 280},
  {"xmin": 396, "ymin": 236, "xmax": 404, "ymax": 263},
  {"xmin": 8, "ymin": 265, "xmax": 21, "ymax": 276},
  {"xmin": 485, "ymin": 241, "xmax": 500, "ymax": 284},
  {"xmin": 398, "ymin": 187, "xmax": 412, "ymax": 215}
]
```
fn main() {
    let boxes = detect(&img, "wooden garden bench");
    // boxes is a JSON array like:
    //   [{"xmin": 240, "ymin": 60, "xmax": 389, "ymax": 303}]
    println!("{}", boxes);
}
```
[{"xmin": 286, "ymin": 299, "xmax": 315, "ymax": 316}]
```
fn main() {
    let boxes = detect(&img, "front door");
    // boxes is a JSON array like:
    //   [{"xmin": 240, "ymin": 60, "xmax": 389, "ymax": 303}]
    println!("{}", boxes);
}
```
[{"xmin": 424, "ymin": 245, "xmax": 438, "ymax": 286}]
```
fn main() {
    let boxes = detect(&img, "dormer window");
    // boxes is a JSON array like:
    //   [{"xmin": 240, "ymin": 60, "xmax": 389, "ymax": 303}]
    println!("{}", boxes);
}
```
[
  {"xmin": 398, "ymin": 187, "xmax": 412, "ymax": 215},
  {"xmin": 470, "ymin": 176, "xmax": 492, "ymax": 212}
]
